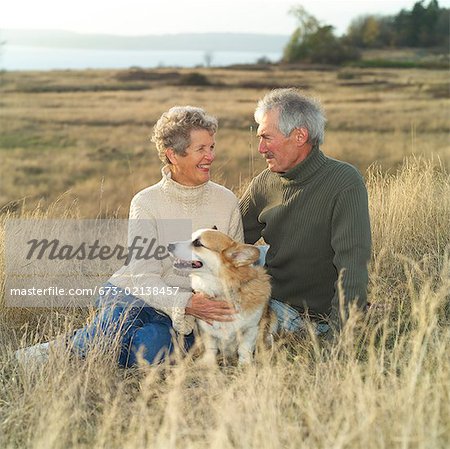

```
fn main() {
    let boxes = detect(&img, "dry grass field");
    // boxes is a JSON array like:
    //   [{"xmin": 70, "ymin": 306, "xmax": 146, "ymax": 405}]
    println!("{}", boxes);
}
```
[
  {"xmin": 0, "ymin": 65, "xmax": 449, "ymax": 448},
  {"xmin": 1, "ymin": 65, "xmax": 449, "ymax": 216}
]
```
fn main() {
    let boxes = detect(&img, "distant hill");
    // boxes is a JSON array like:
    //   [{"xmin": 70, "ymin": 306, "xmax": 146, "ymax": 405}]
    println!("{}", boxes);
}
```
[{"xmin": 1, "ymin": 29, "xmax": 289, "ymax": 52}]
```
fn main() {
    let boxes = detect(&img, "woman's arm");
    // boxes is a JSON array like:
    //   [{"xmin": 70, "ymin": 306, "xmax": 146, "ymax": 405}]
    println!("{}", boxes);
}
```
[{"xmin": 227, "ymin": 202, "xmax": 244, "ymax": 243}]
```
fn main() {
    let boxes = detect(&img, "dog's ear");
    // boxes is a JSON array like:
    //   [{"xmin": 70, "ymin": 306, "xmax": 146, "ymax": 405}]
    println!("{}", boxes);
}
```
[
  {"xmin": 212, "ymin": 225, "xmax": 218, "ymax": 230},
  {"xmin": 223, "ymin": 244, "xmax": 260, "ymax": 267}
]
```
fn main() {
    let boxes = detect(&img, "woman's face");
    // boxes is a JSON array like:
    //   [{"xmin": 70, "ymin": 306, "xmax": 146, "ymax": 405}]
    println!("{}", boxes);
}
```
[{"xmin": 168, "ymin": 129, "xmax": 216, "ymax": 186}]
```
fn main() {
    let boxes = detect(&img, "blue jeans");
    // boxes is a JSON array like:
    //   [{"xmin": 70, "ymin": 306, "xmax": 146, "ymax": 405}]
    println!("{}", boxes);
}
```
[
  {"xmin": 270, "ymin": 299, "xmax": 330, "ymax": 335},
  {"xmin": 71, "ymin": 283, "xmax": 195, "ymax": 367}
]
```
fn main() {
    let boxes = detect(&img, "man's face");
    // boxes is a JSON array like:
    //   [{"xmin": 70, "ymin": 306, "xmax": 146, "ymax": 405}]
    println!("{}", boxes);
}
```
[{"xmin": 256, "ymin": 109, "xmax": 308, "ymax": 173}]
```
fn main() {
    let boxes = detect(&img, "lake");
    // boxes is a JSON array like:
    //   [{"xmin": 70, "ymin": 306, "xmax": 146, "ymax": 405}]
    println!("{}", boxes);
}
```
[{"xmin": 1, "ymin": 45, "xmax": 282, "ymax": 71}]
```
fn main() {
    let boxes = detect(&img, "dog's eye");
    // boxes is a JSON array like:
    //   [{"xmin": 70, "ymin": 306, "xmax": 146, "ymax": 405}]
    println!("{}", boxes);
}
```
[{"xmin": 192, "ymin": 239, "xmax": 203, "ymax": 247}]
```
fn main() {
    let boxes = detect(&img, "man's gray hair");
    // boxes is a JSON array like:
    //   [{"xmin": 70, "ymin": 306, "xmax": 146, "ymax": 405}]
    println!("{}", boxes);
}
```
[
  {"xmin": 255, "ymin": 88, "xmax": 326, "ymax": 146},
  {"xmin": 152, "ymin": 106, "xmax": 218, "ymax": 163}
]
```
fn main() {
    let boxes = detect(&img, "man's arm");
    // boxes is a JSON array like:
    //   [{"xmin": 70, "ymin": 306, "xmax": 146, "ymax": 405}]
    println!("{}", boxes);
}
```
[
  {"xmin": 329, "ymin": 180, "xmax": 371, "ymax": 332},
  {"xmin": 239, "ymin": 181, "xmax": 264, "ymax": 244}
]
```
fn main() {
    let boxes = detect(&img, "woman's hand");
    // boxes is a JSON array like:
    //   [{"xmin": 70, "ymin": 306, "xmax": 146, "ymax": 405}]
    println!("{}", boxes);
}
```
[{"xmin": 185, "ymin": 292, "xmax": 236, "ymax": 325}]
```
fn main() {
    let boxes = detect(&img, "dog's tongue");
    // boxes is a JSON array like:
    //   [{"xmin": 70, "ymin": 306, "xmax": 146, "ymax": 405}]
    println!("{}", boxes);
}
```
[{"xmin": 192, "ymin": 261, "xmax": 203, "ymax": 269}]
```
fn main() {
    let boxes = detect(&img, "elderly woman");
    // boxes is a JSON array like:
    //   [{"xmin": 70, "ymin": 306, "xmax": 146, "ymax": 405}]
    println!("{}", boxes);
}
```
[{"xmin": 17, "ymin": 106, "xmax": 243, "ymax": 366}]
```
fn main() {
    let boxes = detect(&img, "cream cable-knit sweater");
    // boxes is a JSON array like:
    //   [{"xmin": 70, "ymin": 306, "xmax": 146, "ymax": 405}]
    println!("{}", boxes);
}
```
[{"xmin": 109, "ymin": 166, "xmax": 243, "ymax": 334}]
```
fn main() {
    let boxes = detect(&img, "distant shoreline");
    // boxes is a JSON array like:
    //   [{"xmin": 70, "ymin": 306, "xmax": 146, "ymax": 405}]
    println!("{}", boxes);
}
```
[
  {"xmin": 0, "ymin": 45, "xmax": 283, "ymax": 71},
  {"xmin": 1, "ymin": 29, "xmax": 289, "ymax": 53}
]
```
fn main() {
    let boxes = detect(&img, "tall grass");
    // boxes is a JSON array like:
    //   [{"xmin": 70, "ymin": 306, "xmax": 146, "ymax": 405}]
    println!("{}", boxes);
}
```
[
  {"xmin": 2, "ymin": 66, "xmax": 449, "ymax": 217},
  {"xmin": 0, "ymin": 156, "xmax": 449, "ymax": 449}
]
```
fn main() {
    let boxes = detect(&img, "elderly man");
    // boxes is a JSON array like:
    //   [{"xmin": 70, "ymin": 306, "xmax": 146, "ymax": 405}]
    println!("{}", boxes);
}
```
[{"xmin": 240, "ymin": 88, "xmax": 371, "ymax": 335}]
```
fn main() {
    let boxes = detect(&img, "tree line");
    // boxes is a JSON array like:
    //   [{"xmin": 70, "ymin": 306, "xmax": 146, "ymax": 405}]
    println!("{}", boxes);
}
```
[{"xmin": 283, "ymin": 0, "xmax": 449, "ymax": 64}]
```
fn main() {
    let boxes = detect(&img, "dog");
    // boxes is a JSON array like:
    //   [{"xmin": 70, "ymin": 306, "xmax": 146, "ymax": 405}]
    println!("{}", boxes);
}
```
[{"xmin": 168, "ymin": 228, "xmax": 277, "ymax": 365}]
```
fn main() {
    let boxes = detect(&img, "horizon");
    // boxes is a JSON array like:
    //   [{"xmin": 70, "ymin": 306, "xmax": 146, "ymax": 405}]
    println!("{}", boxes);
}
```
[
  {"xmin": 3, "ymin": 0, "xmax": 449, "ymax": 38},
  {"xmin": 2, "ymin": 29, "xmax": 291, "ymax": 37}
]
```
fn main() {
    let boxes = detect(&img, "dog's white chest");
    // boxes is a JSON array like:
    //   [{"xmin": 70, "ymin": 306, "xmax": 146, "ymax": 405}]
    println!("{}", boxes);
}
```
[
  {"xmin": 198, "ymin": 308, "xmax": 264, "ymax": 357},
  {"xmin": 191, "ymin": 275, "xmax": 222, "ymax": 297}
]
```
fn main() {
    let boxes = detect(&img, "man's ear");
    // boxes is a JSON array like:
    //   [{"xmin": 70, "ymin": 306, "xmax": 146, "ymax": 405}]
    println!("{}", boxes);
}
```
[
  {"xmin": 294, "ymin": 127, "xmax": 309, "ymax": 146},
  {"xmin": 165, "ymin": 148, "xmax": 178, "ymax": 165},
  {"xmin": 223, "ymin": 244, "xmax": 260, "ymax": 267}
]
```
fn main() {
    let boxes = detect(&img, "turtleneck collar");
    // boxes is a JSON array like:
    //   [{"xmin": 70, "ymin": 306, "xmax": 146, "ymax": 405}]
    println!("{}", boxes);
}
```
[
  {"xmin": 161, "ymin": 165, "xmax": 209, "ymax": 190},
  {"xmin": 278, "ymin": 145, "xmax": 327, "ymax": 184},
  {"xmin": 160, "ymin": 165, "xmax": 211, "ymax": 206}
]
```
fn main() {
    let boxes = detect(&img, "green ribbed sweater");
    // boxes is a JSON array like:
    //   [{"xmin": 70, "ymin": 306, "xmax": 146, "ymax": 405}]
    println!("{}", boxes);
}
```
[{"xmin": 240, "ymin": 146, "xmax": 371, "ymax": 328}]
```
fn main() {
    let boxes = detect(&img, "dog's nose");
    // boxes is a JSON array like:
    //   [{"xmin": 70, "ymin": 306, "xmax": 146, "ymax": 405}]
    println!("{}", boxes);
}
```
[{"xmin": 167, "ymin": 243, "xmax": 175, "ymax": 252}]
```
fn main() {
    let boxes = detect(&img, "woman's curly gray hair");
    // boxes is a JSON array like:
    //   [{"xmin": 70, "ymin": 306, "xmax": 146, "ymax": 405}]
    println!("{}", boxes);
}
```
[{"xmin": 151, "ymin": 106, "xmax": 218, "ymax": 163}]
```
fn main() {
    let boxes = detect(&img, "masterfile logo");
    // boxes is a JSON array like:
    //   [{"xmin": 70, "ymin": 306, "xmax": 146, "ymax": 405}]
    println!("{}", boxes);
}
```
[{"xmin": 5, "ymin": 218, "xmax": 192, "ymax": 307}]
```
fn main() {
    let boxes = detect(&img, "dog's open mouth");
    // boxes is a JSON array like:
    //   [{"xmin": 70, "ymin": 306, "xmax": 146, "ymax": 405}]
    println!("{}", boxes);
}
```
[{"xmin": 173, "ymin": 258, "xmax": 203, "ymax": 269}]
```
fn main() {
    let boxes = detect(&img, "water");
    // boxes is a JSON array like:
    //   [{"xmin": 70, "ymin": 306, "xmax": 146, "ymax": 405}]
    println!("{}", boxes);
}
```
[{"xmin": 1, "ymin": 45, "xmax": 282, "ymax": 71}]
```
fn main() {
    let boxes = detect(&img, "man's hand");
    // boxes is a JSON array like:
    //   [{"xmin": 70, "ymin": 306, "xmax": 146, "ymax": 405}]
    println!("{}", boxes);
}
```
[{"xmin": 185, "ymin": 292, "xmax": 236, "ymax": 325}]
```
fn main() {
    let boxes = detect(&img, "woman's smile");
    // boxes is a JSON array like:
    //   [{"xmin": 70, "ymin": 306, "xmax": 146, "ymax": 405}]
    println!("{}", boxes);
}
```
[{"xmin": 169, "ymin": 129, "xmax": 216, "ymax": 186}]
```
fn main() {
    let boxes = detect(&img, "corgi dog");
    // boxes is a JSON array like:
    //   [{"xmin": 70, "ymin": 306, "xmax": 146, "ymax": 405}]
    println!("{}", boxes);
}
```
[{"xmin": 168, "ymin": 228, "xmax": 276, "ymax": 365}]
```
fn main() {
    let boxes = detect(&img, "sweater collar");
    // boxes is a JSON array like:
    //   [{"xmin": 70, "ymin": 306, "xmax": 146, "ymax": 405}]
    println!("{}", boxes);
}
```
[
  {"xmin": 160, "ymin": 165, "xmax": 210, "ymax": 200},
  {"xmin": 278, "ymin": 145, "xmax": 327, "ymax": 184}
]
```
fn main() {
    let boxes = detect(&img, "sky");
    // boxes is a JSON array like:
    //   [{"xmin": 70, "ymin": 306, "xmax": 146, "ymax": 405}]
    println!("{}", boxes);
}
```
[{"xmin": 2, "ymin": 0, "xmax": 450, "ymax": 36}]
